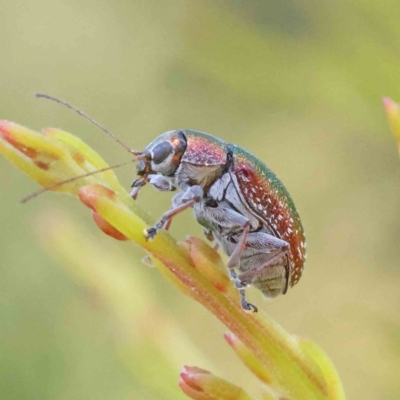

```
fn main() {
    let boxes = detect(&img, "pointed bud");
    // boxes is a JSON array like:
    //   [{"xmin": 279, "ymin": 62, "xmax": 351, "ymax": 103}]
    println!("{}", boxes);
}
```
[
  {"xmin": 383, "ymin": 97, "xmax": 400, "ymax": 154},
  {"xmin": 179, "ymin": 366, "xmax": 254, "ymax": 400},
  {"xmin": 224, "ymin": 332, "xmax": 273, "ymax": 385},
  {"xmin": 182, "ymin": 236, "xmax": 232, "ymax": 293}
]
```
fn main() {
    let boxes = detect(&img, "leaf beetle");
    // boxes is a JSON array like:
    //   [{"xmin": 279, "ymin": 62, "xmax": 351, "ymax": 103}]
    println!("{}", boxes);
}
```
[{"xmin": 31, "ymin": 95, "xmax": 306, "ymax": 313}]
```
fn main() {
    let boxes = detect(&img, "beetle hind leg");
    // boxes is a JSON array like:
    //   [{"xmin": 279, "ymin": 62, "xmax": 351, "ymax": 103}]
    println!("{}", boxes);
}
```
[
  {"xmin": 229, "ymin": 269, "xmax": 258, "ymax": 313},
  {"xmin": 238, "ymin": 250, "xmax": 291, "ymax": 298}
]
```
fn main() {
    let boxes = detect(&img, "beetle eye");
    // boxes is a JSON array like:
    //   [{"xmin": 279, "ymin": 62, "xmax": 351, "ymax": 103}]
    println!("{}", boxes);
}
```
[{"xmin": 152, "ymin": 141, "xmax": 173, "ymax": 164}]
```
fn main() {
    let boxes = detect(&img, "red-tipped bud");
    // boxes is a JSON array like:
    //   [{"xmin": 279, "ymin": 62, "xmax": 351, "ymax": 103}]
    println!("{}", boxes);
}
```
[
  {"xmin": 78, "ymin": 185, "xmax": 127, "ymax": 240},
  {"xmin": 0, "ymin": 121, "xmax": 38, "ymax": 158},
  {"xmin": 179, "ymin": 365, "xmax": 254, "ymax": 400}
]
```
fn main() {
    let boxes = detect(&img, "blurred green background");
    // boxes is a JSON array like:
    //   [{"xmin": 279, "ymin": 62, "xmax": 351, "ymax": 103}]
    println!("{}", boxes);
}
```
[{"xmin": 1, "ymin": 1, "xmax": 399, "ymax": 399}]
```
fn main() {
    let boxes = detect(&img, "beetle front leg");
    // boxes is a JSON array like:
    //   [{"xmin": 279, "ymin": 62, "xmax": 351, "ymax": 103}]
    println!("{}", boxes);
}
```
[
  {"xmin": 160, "ymin": 191, "xmax": 186, "ymax": 232},
  {"xmin": 131, "ymin": 174, "xmax": 176, "ymax": 199},
  {"xmin": 144, "ymin": 185, "xmax": 203, "ymax": 240},
  {"xmin": 148, "ymin": 174, "xmax": 176, "ymax": 192}
]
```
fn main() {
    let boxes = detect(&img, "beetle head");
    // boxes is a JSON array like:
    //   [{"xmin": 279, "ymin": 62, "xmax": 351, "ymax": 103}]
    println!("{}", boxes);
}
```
[
  {"xmin": 130, "ymin": 130, "xmax": 187, "ymax": 198},
  {"xmin": 142, "ymin": 130, "xmax": 187, "ymax": 176}
]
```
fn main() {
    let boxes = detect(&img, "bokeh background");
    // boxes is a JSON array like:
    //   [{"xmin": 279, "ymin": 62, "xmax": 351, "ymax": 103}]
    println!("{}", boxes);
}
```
[{"xmin": 1, "ymin": 1, "xmax": 399, "ymax": 399}]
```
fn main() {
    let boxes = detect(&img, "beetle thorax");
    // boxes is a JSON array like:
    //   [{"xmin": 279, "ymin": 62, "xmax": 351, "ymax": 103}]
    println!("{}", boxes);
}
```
[{"xmin": 174, "ymin": 130, "xmax": 230, "ymax": 190}]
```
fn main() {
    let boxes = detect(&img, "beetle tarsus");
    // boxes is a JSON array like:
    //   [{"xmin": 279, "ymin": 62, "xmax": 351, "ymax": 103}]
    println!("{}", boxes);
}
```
[
  {"xmin": 240, "ymin": 290, "xmax": 258, "ymax": 313},
  {"xmin": 144, "ymin": 227, "xmax": 157, "ymax": 240},
  {"xmin": 144, "ymin": 192, "xmax": 201, "ymax": 240}
]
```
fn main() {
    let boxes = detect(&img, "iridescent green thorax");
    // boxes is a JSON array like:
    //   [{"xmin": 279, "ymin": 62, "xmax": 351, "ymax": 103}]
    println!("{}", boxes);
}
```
[{"xmin": 230, "ymin": 145, "xmax": 306, "ymax": 287}]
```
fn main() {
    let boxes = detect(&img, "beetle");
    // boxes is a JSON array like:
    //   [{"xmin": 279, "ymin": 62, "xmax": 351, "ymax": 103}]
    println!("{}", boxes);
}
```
[
  {"xmin": 30, "ymin": 95, "xmax": 306, "ymax": 312},
  {"xmin": 130, "ymin": 129, "xmax": 306, "ymax": 312}
]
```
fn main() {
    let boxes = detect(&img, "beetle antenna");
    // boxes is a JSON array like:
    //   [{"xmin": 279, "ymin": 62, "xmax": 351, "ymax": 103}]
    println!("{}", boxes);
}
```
[
  {"xmin": 20, "ymin": 160, "xmax": 133, "ymax": 204},
  {"xmin": 34, "ymin": 93, "xmax": 141, "ymax": 156}
]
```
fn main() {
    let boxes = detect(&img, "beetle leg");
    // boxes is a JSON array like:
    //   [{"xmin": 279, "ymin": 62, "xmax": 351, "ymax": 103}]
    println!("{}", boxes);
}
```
[
  {"xmin": 132, "ymin": 174, "xmax": 176, "ymax": 200},
  {"xmin": 163, "ymin": 218, "xmax": 173, "ymax": 231},
  {"xmin": 161, "ymin": 192, "xmax": 186, "ymax": 232},
  {"xmin": 229, "ymin": 269, "xmax": 247, "ymax": 288},
  {"xmin": 237, "ymin": 247, "xmax": 291, "ymax": 296},
  {"xmin": 144, "ymin": 185, "xmax": 203, "ymax": 240},
  {"xmin": 195, "ymin": 204, "xmax": 258, "ymax": 311},
  {"xmin": 238, "ymin": 251, "xmax": 286, "ymax": 282},
  {"xmin": 225, "ymin": 231, "xmax": 290, "ymax": 297},
  {"xmin": 226, "ymin": 221, "xmax": 250, "ymax": 270},
  {"xmin": 148, "ymin": 174, "xmax": 176, "ymax": 192},
  {"xmin": 145, "ymin": 200, "xmax": 197, "ymax": 239},
  {"xmin": 196, "ymin": 204, "xmax": 250, "ymax": 268},
  {"xmin": 240, "ymin": 290, "xmax": 258, "ymax": 313},
  {"xmin": 146, "ymin": 178, "xmax": 178, "ymax": 232},
  {"xmin": 229, "ymin": 269, "xmax": 257, "ymax": 312}
]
